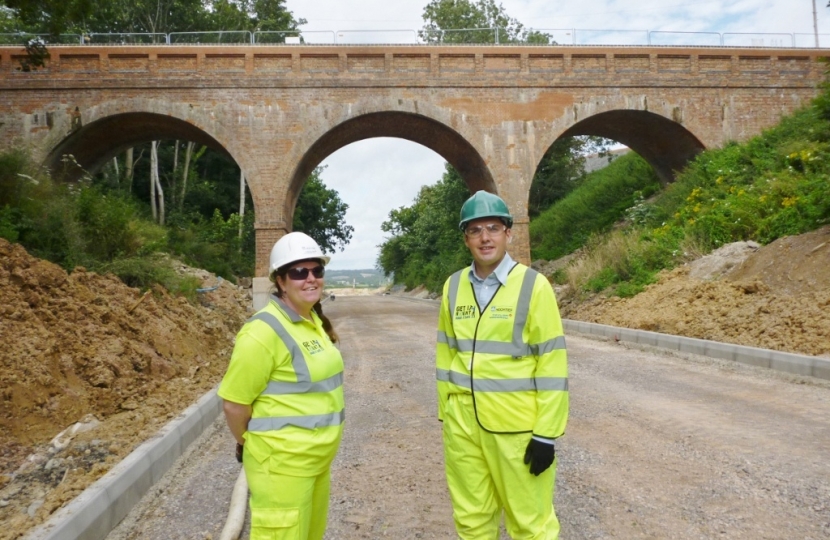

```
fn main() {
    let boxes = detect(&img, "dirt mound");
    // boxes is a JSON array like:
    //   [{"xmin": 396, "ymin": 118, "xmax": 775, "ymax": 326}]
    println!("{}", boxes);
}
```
[
  {"xmin": 687, "ymin": 240, "xmax": 760, "ymax": 280},
  {"xmin": 0, "ymin": 239, "xmax": 251, "ymax": 539},
  {"xmin": 562, "ymin": 226, "xmax": 830, "ymax": 357}
]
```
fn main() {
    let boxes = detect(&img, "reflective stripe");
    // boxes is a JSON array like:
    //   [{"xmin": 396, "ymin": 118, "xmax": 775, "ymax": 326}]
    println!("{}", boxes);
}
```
[
  {"xmin": 535, "ymin": 377, "xmax": 569, "ymax": 391},
  {"xmin": 437, "ymin": 330, "xmax": 458, "ymax": 350},
  {"xmin": 261, "ymin": 372, "xmax": 343, "ymax": 395},
  {"xmin": 437, "ymin": 368, "xmax": 471, "ymax": 389},
  {"xmin": 475, "ymin": 378, "xmax": 537, "ymax": 392},
  {"xmin": 448, "ymin": 270, "xmax": 462, "ymax": 317},
  {"xmin": 460, "ymin": 339, "xmax": 525, "ymax": 356},
  {"xmin": 508, "ymin": 267, "xmax": 537, "ymax": 353},
  {"xmin": 437, "ymin": 368, "xmax": 568, "ymax": 393},
  {"xmin": 455, "ymin": 338, "xmax": 565, "ymax": 357},
  {"xmin": 248, "ymin": 409, "xmax": 345, "ymax": 432},
  {"xmin": 247, "ymin": 312, "xmax": 311, "ymax": 384},
  {"xmin": 531, "ymin": 335, "xmax": 567, "ymax": 356}
]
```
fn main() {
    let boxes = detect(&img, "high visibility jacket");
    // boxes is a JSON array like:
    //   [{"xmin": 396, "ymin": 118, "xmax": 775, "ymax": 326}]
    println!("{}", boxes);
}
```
[
  {"xmin": 218, "ymin": 295, "xmax": 345, "ymax": 476},
  {"xmin": 436, "ymin": 263, "xmax": 568, "ymax": 438}
]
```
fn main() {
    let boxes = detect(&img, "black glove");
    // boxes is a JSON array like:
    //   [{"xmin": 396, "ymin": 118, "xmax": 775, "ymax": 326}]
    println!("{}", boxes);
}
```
[
  {"xmin": 235, "ymin": 443, "xmax": 244, "ymax": 463},
  {"xmin": 523, "ymin": 438, "xmax": 555, "ymax": 476}
]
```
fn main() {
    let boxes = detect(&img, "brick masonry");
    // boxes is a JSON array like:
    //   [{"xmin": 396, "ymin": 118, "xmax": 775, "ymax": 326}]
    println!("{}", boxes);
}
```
[{"xmin": 0, "ymin": 44, "xmax": 824, "ymax": 274}]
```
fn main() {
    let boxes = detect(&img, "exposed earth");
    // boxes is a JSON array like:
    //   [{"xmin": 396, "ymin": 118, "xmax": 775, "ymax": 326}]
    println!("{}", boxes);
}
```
[
  {"xmin": 557, "ymin": 225, "xmax": 830, "ymax": 358},
  {"xmin": 1, "ymin": 225, "xmax": 828, "ymax": 539}
]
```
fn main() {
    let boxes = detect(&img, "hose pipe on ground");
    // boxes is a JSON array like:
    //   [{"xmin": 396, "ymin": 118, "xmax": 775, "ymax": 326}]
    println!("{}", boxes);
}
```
[{"xmin": 219, "ymin": 469, "xmax": 248, "ymax": 540}]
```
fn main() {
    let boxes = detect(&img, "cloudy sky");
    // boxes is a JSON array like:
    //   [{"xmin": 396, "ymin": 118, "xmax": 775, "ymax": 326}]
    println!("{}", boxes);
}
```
[{"xmin": 282, "ymin": 0, "xmax": 830, "ymax": 269}]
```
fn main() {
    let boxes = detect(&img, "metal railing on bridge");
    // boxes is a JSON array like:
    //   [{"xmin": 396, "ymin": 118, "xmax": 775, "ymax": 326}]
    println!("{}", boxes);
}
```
[{"xmin": 0, "ymin": 29, "xmax": 827, "ymax": 48}]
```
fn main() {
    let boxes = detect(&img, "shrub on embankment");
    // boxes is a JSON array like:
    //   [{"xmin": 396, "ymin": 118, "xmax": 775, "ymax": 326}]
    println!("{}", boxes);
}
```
[
  {"xmin": 529, "ymin": 151, "xmax": 662, "ymax": 262},
  {"xmin": 555, "ymin": 103, "xmax": 830, "ymax": 299},
  {"xmin": 0, "ymin": 151, "xmax": 209, "ymax": 296}
]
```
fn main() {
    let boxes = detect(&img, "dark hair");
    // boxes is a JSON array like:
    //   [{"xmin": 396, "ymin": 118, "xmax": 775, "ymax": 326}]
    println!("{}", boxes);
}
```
[{"xmin": 272, "ymin": 259, "xmax": 339, "ymax": 343}]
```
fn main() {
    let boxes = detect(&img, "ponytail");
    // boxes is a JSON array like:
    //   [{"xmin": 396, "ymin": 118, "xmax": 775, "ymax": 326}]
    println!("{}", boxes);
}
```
[{"xmin": 313, "ymin": 301, "xmax": 339, "ymax": 343}]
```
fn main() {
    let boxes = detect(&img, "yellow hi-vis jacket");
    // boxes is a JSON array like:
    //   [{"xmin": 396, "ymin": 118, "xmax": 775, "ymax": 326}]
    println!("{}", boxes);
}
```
[
  {"xmin": 436, "ymin": 263, "xmax": 568, "ymax": 438},
  {"xmin": 218, "ymin": 295, "xmax": 345, "ymax": 475}
]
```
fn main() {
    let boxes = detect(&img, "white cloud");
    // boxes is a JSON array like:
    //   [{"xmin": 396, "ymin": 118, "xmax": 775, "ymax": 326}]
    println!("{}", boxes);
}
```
[
  {"xmin": 283, "ymin": 0, "xmax": 830, "ymax": 268},
  {"xmin": 320, "ymin": 139, "xmax": 446, "ymax": 269}
]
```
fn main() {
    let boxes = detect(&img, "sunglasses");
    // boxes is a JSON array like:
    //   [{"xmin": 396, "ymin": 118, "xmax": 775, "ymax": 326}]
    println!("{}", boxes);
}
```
[{"xmin": 286, "ymin": 265, "xmax": 325, "ymax": 281}]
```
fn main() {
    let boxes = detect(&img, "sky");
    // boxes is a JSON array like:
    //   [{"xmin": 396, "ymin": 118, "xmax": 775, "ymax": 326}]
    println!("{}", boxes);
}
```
[{"xmin": 283, "ymin": 0, "xmax": 830, "ymax": 269}]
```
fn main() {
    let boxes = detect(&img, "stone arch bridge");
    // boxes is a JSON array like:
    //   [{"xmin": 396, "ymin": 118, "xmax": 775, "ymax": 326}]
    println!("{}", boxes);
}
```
[{"xmin": 0, "ymin": 44, "xmax": 824, "ymax": 287}]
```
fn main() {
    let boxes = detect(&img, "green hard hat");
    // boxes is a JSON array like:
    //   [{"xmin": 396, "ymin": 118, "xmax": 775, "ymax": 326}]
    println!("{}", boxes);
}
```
[{"xmin": 459, "ymin": 190, "xmax": 513, "ymax": 231}]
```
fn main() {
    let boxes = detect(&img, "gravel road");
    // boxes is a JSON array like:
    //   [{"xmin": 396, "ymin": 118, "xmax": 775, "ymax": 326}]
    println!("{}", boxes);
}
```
[{"xmin": 106, "ymin": 296, "xmax": 830, "ymax": 539}]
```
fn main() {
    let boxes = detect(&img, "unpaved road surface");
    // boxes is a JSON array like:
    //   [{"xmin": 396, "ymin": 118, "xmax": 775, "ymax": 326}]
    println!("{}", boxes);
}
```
[{"xmin": 107, "ymin": 296, "xmax": 830, "ymax": 539}]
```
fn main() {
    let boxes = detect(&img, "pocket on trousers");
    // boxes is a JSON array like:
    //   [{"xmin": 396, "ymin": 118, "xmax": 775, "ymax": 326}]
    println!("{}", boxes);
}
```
[{"xmin": 250, "ymin": 507, "xmax": 300, "ymax": 538}]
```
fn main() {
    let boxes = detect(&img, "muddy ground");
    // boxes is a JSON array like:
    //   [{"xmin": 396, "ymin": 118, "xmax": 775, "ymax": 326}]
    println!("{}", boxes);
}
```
[{"xmin": 1, "ymin": 225, "xmax": 829, "ymax": 539}]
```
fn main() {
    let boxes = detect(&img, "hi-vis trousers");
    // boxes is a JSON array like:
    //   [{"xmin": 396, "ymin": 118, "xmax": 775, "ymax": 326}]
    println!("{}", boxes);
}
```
[
  {"xmin": 243, "ymin": 449, "xmax": 331, "ymax": 540},
  {"xmin": 443, "ymin": 393, "xmax": 560, "ymax": 540}
]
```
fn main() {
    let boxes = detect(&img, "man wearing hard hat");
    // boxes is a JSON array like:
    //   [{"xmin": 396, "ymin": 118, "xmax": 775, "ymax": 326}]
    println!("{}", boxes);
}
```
[
  {"xmin": 436, "ymin": 191, "xmax": 569, "ymax": 539},
  {"xmin": 219, "ymin": 232, "xmax": 344, "ymax": 540}
]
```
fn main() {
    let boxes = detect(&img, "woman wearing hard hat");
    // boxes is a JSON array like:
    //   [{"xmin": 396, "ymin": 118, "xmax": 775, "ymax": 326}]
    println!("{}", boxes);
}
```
[{"xmin": 218, "ymin": 232, "xmax": 344, "ymax": 540}]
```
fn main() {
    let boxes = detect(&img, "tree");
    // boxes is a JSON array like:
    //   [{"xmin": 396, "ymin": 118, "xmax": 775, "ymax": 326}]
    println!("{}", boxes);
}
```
[
  {"xmin": 292, "ymin": 167, "xmax": 354, "ymax": 255},
  {"xmin": 3, "ymin": 0, "xmax": 94, "ymax": 35},
  {"xmin": 1, "ymin": 0, "xmax": 303, "ymax": 36},
  {"xmin": 378, "ymin": 165, "xmax": 471, "ymax": 291},
  {"xmin": 419, "ymin": 0, "xmax": 550, "ymax": 44}
]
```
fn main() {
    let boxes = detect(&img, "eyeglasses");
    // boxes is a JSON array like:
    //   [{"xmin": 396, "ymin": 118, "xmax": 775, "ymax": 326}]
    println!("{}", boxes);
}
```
[
  {"xmin": 465, "ymin": 224, "xmax": 506, "ymax": 238},
  {"xmin": 286, "ymin": 265, "xmax": 325, "ymax": 281}
]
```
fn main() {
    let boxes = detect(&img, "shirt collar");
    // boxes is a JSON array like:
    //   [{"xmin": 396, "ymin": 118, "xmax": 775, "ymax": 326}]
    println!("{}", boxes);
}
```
[{"xmin": 470, "ymin": 252, "xmax": 515, "ymax": 286}]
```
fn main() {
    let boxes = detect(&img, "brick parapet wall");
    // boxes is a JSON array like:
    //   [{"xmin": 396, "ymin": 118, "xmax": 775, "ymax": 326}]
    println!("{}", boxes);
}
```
[{"xmin": 0, "ymin": 45, "xmax": 823, "ymax": 89}]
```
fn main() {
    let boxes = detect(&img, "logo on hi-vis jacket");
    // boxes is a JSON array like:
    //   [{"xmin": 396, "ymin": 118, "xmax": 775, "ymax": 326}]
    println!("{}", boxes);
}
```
[
  {"xmin": 302, "ymin": 339, "xmax": 325, "ymax": 355},
  {"xmin": 489, "ymin": 305, "xmax": 514, "ymax": 320},
  {"xmin": 454, "ymin": 305, "xmax": 477, "ymax": 320}
]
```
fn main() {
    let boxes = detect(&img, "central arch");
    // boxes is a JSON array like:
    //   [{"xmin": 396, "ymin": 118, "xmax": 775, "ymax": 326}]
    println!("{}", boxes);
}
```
[{"xmin": 285, "ymin": 111, "xmax": 496, "ymax": 224}]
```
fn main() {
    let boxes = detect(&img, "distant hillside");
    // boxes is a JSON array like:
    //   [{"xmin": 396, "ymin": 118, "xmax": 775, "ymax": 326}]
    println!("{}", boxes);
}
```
[{"xmin": 326, "ymin": 268, "xmax": 391, "ymax": 288}]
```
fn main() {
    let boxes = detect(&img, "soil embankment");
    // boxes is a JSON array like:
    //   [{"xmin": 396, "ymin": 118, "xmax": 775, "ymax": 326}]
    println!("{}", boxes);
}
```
[
  {"xmin": 0, "ymin": 238, "xmax": 251, "ymax": 539},
  {"xmin": 560, "ymin": 225, "xmax": 830, "ymax": 358}
]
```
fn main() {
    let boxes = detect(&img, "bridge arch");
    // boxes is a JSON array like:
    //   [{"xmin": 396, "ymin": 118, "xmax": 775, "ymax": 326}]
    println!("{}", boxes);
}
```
[
  {"xmin": 558, "ymin": 109, "xmax": 706, "ymax": 184},
  {"xmin": 45, "ymin": 111, "xmax": 238, "ymax": 182},
  {"xmin": 283, "ymin": 110, "xmax": 496, "ymax": 227}
]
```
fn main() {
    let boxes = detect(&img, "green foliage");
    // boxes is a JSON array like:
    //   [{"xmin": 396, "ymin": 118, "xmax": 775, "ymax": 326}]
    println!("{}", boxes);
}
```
[
  {"xmin": 0, "ymin": 205, "xmax": 19, "ymax": 242},
  {"xmin": 419, "ymin": 0, "xmax": 551, "ymax": 44},
  {"xmin": 15, "ymin": 38, "xmax": 48, "ymax": 72},
  {"xmin": 530, "ymin": 152, "xmax": 661, "ymax": 261},
  {"xmin": 558, "ymin": 99, "xmax": 830, "ymax": 299},
  {"xmin": 378, "ymin": 165, "xmax": 471, "ymax": 291},
  {"xmin": 529, "ymin": 136, "xmax": 616, "ymax": 217},
  {"xmin": 0, "ymin": 150, "xmax": 170, "ymax": 271},
  {"xmin": 292, "ymin": 166, "xmax": 354, "ymax": 254},
  {"xmin": 3, "ymin": 0, "xmax": 96, "ymax": 35},
  {"xmin": 2, "ymin": 0, "xmax": 302, "ymax": 36},
  {"xmin": 98, "ymin": 255, "xmax": 201, "ymax": 299},
  {"xmin": 99, "ymin": 140, "xmax": 351, "ymax": 280}
]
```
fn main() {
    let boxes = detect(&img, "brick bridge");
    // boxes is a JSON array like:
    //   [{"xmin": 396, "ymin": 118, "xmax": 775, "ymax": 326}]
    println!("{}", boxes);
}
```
[{"xmin": 0, "ymin": 44, "xmax": 825, "ymax": 283}]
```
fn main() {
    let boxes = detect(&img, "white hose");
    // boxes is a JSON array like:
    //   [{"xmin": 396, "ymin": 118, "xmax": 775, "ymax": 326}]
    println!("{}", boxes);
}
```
[{"xmin": 219, "ymin": 468, "xmax": 248, "ymax": 540}]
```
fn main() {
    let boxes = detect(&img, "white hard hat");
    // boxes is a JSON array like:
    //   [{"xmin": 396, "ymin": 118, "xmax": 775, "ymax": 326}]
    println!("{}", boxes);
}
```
[{"xmin": 269, "ymin": 232, "xmax": 330, "ymax": 279}]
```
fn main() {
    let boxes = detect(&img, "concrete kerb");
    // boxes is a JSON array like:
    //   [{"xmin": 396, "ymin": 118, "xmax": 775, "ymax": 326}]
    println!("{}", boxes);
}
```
[
  {"xmin": 563, "ymin": 319, "xmax": 830, "ymax": 381},
  {"xmin": 24, "ymin": 387, "xmax": 223, "ymax": 540}
]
